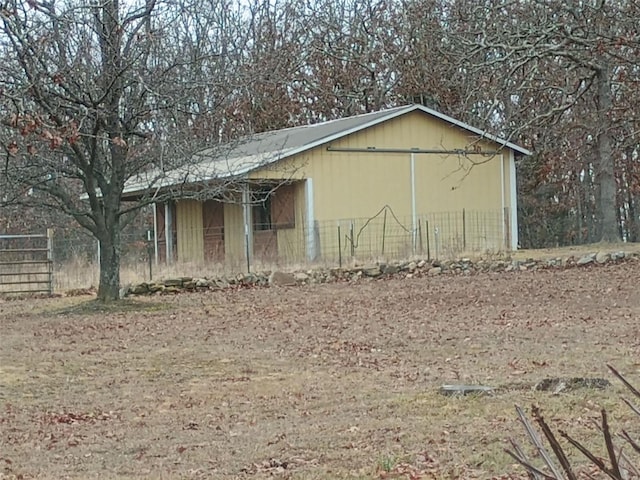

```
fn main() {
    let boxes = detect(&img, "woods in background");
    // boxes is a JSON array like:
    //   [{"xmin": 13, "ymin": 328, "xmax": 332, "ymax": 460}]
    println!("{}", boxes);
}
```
[{"xmin": 1, "ymin": 0, "xmax": 639, "ymax": 298}]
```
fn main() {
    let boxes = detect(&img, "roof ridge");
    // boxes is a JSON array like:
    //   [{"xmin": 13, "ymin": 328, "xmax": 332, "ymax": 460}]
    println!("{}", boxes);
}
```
[{"xmin": 246, "ymin": 104, "xmax": 414, "ymax": 138}]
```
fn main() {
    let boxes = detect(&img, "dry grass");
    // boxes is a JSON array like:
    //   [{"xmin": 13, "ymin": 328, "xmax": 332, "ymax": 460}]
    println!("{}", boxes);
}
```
[
  {"xmin": 49, "ymin": 242, "xmax": 640, "ymax": 293},
  {"xmin": 2, "ymin": 260, "xmax": 640, "ymax": 479},
  {"xmin": 513, "ymin": 241, "xmax": 640, "ymax": 261}
]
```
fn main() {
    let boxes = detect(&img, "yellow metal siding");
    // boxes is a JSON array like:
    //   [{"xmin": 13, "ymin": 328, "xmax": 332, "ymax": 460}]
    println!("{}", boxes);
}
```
[
  {"xmin": 223, "ymin": 202, "xmax": 245, "ymax": 264},
  {"xmin": 254, "ymin": 111, "xmax": 507, "ymax": 220},
  {"xmin": 252, "ymin": 110, "xmax": 514, "ymax": 254},
  {"xmin": 176, "ymin": 200, "xmax": 204, "ymax": 263}
]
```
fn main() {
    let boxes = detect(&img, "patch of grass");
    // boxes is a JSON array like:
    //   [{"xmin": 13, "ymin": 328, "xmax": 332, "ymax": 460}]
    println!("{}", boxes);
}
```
[{"xmin": 378, "ymin": 454, "xmax": 397, "ymax": 472}]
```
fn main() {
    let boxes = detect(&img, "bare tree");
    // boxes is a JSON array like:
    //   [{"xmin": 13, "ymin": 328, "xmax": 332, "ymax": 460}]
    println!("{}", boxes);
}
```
[
  {"xmin": 453, "ymin": 0, "xmax": 640, "ymax": 243},
  {"xmin": 0, "ymin": 0, "xmax": 237, "ymax": 301}
]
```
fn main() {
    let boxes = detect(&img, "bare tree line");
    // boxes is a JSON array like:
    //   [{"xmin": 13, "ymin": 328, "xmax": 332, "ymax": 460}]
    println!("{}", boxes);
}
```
[{"xmin": 0, "ymin": 0, "xmax": 639, "ymax": 300}]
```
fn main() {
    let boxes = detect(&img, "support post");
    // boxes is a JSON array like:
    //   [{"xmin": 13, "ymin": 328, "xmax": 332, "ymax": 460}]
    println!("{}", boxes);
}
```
[
  {"xmin": 305, "ymin": 178, "xmax": 316, "ymax": 261},
  {"xmin": 152, "ymin": 202, "xmax": 159, "ymax": 265},
  {"xmin": 508, "ymin": 150, "xmax": 519, "ymax": 250},
  {"xmin": 164, "ymin": 201, "xmax": 173, "ymax": 264},
  {"xmin": 46, "ymin": 228, "xmax": 53, "ymax": 295},
  {"xmin": 147, "ymin": 230, "xmax": 153, "ymax": 281},
  {"xmin": 242, "ymin": 185, "xmax": 252, "ymax": 273},
  {"xmin": 410, "ymin": 152, "xmax": 417, "ymax": 252}
]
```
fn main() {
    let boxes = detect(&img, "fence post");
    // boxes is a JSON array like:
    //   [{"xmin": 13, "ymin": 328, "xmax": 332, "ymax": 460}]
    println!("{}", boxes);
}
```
[
  {"xmin": 417, "ymin": 220, "xmax": 423, "ymax": 254},
  {"xmin": 337, "ymin": 224, "xmax": 342, "ymax": 268},
  {"xmin": 349, "ymin": 221, "xmax": 355, "ymax": 258},
  {"xmin": 504, "ymin": 207, "xmax": 511, "ymax": 251},
  {"xmin": 245, "ymin": 226, "xmax": 251, "ymax": 274},
  {"xmin": 47, "ymin": 228, "xmax": 54, "ymax": 295},
  {"xmin": 462, "ymin": 208, "xmax": 466, "ymax": 251},
  {"xmin": 425, "ymin": 220, "xmax": 430, "ymax": 261},
  {"xmin": 146, "ymin": 230, "xmax": 153, "ymax": 281},
  {"xmin": 381, "ymin": 209, "xmax": 387, "ymax": 256}
]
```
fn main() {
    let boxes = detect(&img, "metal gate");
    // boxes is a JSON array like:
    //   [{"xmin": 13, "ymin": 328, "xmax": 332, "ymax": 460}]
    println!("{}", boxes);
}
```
[{"xmin": 0, "ymin": 230, "xmax": 53, "ymax": 295}]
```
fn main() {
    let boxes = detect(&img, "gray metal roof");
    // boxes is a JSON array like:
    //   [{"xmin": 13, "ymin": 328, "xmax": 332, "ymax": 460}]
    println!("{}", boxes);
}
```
[{"xmin": 123, "ymin": 104, "xmax": 531, "ymax": 195}]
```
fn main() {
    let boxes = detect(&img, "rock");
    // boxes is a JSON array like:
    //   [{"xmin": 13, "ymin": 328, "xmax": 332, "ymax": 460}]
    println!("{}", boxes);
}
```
[
  {"xmin": 163, "ymin": 278, "xmax": 183, "ymax": 287},
  {"xmin": 381, "ymin": 264, "xmax": 399, "ymax": 275},
  {"xmin": 242, "ymin": 274, "xmax": 259, "ymax": 285},
  {"xmin": 577, "ymin": 254, "xmax": 595, "ymax": 266},
  {"xmin": 148, "ymin": 283, "xmax": 165, "ymax": 293},
  {"xmin": 293, "ymin": 272, "xmax": 309, "ymax": 282},
  {"xmin": 535, "ymin": 377, "xmax": 611, "ymax": 394},
  {"xmin": 407, "ymin": 261, "xmax": 417, "ymax": 272},
  {"xmin": 439, "ymin": 384, "xmax": 494, "ymax": 396},
  {"xmin": 491, "ymin": 261, "xmax": 506, "ymax": 271},
  {"xmin": 612, "ymin": 251, "xmax": 626, "ymax": 260},
  {"xmin": 162, "ymin": 286, "xmax": 181, "ymax": 294},
  {"xmin": 118, "ymin": 285, "xmax": 131, "ymax": 299},
  {"xmin": 269, "ymin": 271, "xmax": 296, "ymax": 286},
  {"xmin": 595, "ymin": 251, "xmax": 610, "ymax": 264},
  {"xmin": 417, "ymin": 260, "xmax": 427, "ymax": 268},
  {"xmin": 362, "ymin": 265, "xmax": 382, "ymax": 277},
  {"xmin": 195, "ymin": 278, "xmax": 211, "ymax": 288},
  {"xmin": 131, "ymin": 283, "xmax": 149, "ymax": 295},
  {"xmin": 428, "ymin": 267, "xmax": 442, "ymax": 276},
  {"xmin": 183, "ymin": 280, "xmax": 196, "ymax": 289}
]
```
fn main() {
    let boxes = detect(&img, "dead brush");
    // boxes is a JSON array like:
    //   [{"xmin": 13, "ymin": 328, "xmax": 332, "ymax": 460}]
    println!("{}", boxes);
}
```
[{"xmin": 507, "ymin": 365, "xmax": 640, "ymax": 479}]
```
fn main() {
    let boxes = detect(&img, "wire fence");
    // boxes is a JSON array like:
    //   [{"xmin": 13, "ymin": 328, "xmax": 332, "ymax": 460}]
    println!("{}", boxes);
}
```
[
  {"xmin": 314, "ymin": 208, "xmax": 508, "ymax": 265},
  {"xmin": 47, "ymin": 208, "xmax": 509, "ymax": 291},
  {"xmin": 52, "ymin": 230, "xmax": 152, "ymax": 292}
]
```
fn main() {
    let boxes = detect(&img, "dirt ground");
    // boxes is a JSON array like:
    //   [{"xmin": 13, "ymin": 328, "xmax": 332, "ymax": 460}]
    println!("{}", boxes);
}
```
[{"xmin": 2, "ymin": 259, "xmax": 640, "ymax": 479}]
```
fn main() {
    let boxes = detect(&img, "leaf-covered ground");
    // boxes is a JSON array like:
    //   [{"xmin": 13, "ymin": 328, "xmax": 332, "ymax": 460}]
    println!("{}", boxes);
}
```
[{"xmin": 1, "ymin": 260, "xmax": 640, "ymax": 479}]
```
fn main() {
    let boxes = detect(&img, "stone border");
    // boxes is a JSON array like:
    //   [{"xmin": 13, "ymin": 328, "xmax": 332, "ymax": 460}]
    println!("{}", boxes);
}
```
[{"xmin": 121, "ymin": 250, "xmax": 639, "ymax": 297}]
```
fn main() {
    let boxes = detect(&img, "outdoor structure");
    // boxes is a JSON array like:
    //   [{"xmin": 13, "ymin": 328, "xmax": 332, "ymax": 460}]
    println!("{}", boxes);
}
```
[{"xmin": 122, "ymin": 104, "xmax": 531, "ymax": 267}]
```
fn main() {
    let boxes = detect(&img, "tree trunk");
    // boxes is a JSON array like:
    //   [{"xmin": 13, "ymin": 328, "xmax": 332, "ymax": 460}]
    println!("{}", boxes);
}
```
[
  {"xmin": 596, "ymin": 65, "xmax": 620, "ymax": 243},
  {"xmin": 97, "ymin": 221, "xmax": 121, "ymax": 302},
  {"xmin": 629, "ymin": 190, "xmax": 639, "ymax": 243}
]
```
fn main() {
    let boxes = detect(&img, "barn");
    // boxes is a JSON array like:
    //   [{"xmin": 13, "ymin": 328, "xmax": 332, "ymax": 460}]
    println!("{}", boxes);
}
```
[{"xmin": 123, "ymin": 104, "xmax": 531, "ymax": 267}]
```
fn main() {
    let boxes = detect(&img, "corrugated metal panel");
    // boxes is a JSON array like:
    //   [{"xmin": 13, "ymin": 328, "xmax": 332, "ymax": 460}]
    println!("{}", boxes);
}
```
[
  {"xmin": 223, "ymin": 202, "xmax": 245, "ymax": 264},
  {"xmin": 308, "ymin": 110, "xmax": 504, "ymax": 221},
  {"xmin": 203, "ymin": 200, "xmax": 225, "ymax": 261},
  {"xmin": 176, "ymin": 200, "xmax": 204, "ymax": 263}
]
